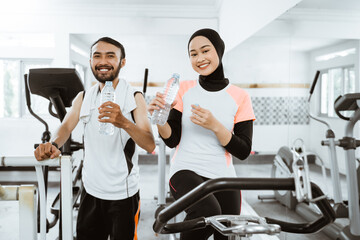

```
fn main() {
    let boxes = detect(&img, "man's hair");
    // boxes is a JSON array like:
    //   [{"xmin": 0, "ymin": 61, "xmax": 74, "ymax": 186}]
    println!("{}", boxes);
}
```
[{"xmin": 90, "ymin": 37, "xmax": 126, "ymax": 59}]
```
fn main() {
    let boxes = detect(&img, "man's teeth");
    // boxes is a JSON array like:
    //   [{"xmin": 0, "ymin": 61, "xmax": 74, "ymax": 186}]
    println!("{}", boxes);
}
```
[{"xmin": 100, "ymin": 69, "xmax": 109, "ymax": 72}]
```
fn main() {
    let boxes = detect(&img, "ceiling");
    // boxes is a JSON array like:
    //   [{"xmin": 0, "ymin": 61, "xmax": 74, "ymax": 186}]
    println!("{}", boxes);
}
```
[
  {"xmin": 40, "ymin": 0, "xmax": 360, "ymax": 11},
  {"xmin": 47, "ymin": 0, "xmax": 220, "ymax": 5},
  {"xmin": 250, "ymin": 0, "xmax": 360, "ymax": 52},
  {"xmin": 296, "ymin": 0, "xmax": 360, "ymax": 10},
  {"xmin": 67, "ymin": 0, "xmax": 360, "ymax": 53},
  {"xmin": 6, "ymin": 0, "xmax": 221, "ymax": 18},
  {"xmin": 4, "ymin": 0, "xmax": 358, "ymax": 53}
]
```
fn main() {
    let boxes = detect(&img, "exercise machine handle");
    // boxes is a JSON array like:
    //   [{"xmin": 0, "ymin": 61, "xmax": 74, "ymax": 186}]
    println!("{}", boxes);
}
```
[
  {"xmin": 160, "ymin": 217, "xmax": 206, "ymax": 234},
  {"xmin": 309, "ymin": 70, "xmax": 320, "ymax": 98},
  {"xmin": 143, "ymin": 68, "xmax": 148, "ymax": 96},
  {"xmin": 265, "ymin": 182, "xmax": 334, "ymax": 233},
  {"xmin": 334, "ymin": 95, "xmax": 350, "ymax": 121},
  {"xmin": 153, "ymin": 178, "xmax": 335, "ymax": 234},
  {"xmin": 24, "ymin": 74, "xmax": 32, "ymax": 108},
  {"xmin": 334, "ymin": 93, "xmax": 360, "ymax": 121},
  {"xmin": 24, "ymin": 74, "xmax": 51, "ymax": 143}
]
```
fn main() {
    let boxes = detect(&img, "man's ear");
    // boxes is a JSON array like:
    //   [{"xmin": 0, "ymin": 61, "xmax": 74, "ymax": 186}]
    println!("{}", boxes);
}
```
[{"xmin": 121, "ymin": 58, "xmax": 126, "ymax": 68}]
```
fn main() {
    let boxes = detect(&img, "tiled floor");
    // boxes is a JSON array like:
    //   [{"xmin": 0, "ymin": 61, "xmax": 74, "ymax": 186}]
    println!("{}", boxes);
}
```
[{"xmin": 0, "ymin": 156, "xmax": 348, "ymax": 240}]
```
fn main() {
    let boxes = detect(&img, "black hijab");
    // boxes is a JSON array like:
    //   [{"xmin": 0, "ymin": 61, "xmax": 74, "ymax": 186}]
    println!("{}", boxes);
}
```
[{"xmin": 188, "ymin": 28, "xmax": 229, "ymax": 91}]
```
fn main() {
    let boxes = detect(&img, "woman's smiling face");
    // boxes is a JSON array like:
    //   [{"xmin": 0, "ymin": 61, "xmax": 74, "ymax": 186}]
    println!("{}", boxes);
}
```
[{"xmin": 188, "ymin": 36, "xmax": 219, "ymax": 76}]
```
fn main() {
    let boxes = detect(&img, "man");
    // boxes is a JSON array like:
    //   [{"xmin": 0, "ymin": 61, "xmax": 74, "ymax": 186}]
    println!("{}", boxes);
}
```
[{"xmin": 34, "ymin": 37, "xmax": 155, "ymax": 240}]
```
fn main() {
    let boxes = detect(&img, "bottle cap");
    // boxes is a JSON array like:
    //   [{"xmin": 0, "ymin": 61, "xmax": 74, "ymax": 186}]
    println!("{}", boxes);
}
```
[{"xmin": 172, "ymin": 73, "xmax": 180, "ymax": 79}]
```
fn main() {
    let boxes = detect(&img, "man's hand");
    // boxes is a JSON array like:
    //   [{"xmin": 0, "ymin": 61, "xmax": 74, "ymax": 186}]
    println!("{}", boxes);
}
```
[
  {"xmin": 34, "ymin": 142, "xmax": 61, "ymax": 161},
  {"xmin": 98, "ymin": 101, "xmax": 130, "ymax": 129}
]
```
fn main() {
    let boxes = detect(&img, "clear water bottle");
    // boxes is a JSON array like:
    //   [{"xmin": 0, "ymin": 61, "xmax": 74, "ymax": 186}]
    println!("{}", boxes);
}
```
[
  {"xmin": 99, "ymin": 81, "xmax": 115, "ymax": 135},
  {"xmin": 151, "ymin": 73, "xmax": 180, "ymax": 125}
]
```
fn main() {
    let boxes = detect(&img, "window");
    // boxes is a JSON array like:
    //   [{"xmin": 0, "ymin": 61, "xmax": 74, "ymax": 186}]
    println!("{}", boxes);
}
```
[
  {"xmin": 0, "ymin": 59, "xmax": 51, "ymax": 118},
  {"xmin": 320, "ymin": 66, "xmax": 355, "ymax": 117},
  {"xmin": 0, "ymin": 60, "xmax": 20, "ymax": 118}
]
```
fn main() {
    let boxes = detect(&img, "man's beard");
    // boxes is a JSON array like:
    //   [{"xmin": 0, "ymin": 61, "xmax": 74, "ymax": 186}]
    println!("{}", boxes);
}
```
[{"xmin": 91, "ymin": 62, "xmax": 121, "ymax": 83}]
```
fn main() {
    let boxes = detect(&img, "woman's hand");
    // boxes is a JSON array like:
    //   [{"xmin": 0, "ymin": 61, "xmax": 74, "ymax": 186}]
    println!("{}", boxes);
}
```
[
  {"xmin": 147, "ymin": 92, "xmax": 177, "ymax": 138},
  {"xmin": 190, "ymin": 104, "xmax": 219, "ymax": 132},
  {"xmin": 147, "ymin": 92, "xmax": 177, "ymax": 116},
  {"xmin": 190, "ymin": 104, "xmax": 232, "ymax": 146}
]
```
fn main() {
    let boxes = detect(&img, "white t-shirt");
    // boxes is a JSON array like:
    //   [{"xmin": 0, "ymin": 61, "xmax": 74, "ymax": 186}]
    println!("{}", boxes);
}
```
[
  {"xmin": 169, "ymin": 80, "xmax": 255, "ymax": 179},
  {"xmin": 80, "ymin": 81, "xmax": 139, "ymax": 200}
]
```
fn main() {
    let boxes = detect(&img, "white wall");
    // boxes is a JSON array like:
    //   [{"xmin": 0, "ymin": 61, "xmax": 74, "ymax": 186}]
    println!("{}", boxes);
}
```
[
  {"xmin": 249, "ymin": 88, "xmax": 310, "ymax": 153},
  {"xmin": 110, "ymin": 35, "xmax": 197, "ymax": 85},
  {"xmin": 223, "ymin": 36, "xmax": 311, "ymax": 153},
  {"xmin": 224, "ymin": 37, "xmax": 311, "ymax": 84}
]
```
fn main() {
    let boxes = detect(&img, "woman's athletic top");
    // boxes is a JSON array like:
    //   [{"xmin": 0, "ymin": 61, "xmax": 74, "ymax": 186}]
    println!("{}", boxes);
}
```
[{"xmin": 167, "ymin": 80, "xmax": 255, "ymax": 179}]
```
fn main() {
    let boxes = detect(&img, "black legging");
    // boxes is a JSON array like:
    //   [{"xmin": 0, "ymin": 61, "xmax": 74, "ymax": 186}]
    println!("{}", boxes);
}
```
[{"xmin": 169, "ymin": 170, "xmax": 241, "ymax": 240}]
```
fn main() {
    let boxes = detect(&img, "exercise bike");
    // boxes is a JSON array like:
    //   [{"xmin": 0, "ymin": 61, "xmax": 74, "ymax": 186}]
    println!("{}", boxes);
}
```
[{"xmin": 260, "ymin": 71, "xmax": 360, "ymax": 239}]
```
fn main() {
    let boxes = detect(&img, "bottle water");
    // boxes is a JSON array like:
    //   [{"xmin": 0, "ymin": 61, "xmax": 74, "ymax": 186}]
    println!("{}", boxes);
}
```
[
  {"xmin": 99, "ymin": 81, "xmax": 115, "ymax": 135},
  {"xmin": 151, "ymin": 73, "xmax": 180, "ymax": 125}
]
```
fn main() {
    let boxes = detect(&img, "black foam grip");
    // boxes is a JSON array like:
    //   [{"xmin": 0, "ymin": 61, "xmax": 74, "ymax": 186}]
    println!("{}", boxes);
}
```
[
  {"xmin": 143, "ymin": 68, "xmax": 148, "ymax": 94},
  {"xmin": 309, "ymin": 71, "xmax": 320, "ymax": 94}
]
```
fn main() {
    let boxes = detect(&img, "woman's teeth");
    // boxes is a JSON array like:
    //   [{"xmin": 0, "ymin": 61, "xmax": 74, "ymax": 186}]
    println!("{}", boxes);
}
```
[{"xmin": 199, "ymin": 64, "xmax": 209, "ymax": 69}]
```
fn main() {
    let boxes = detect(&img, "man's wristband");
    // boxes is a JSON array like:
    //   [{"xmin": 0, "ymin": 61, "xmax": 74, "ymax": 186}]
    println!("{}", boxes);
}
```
[{"xmin": 51, "ymin": 142, "xmax": 59, "ymax": 149}]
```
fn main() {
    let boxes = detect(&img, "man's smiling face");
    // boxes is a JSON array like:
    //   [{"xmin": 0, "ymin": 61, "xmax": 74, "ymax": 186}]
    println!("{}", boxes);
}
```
[{"xmin": 90, "ymin": 41, "xmax": 123, "ymax": 83}]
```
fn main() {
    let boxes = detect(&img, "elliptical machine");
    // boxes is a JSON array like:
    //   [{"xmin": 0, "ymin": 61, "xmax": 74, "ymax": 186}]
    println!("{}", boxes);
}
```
[
  {"xmin": 153, "ymin": 177, "xmax": 336, "ymax": 239},
  {"xmin": 25, "ymin": 68, "xmax": 85, "ymax": 239},
  {"xmin": 259, "ymin": 71, "xmax": 360, "ymax": 239}
]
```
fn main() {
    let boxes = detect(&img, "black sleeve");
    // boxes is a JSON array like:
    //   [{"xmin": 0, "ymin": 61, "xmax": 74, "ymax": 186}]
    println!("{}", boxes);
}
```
[
  {"xmin": 224, "ymin": 120, "xmax": 253, "ymax": 160},
  {"xmin": 134, "ymin": 90, "xmax": 143, "ymax": 96},
  {"xmin": 160, "ymin": 109, "xmax": 182, "ymax": 148}
]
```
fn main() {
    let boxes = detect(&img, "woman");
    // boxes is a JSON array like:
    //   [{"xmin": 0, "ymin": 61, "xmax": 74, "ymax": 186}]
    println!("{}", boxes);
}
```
[{"xmin": 148, "ymin": 28, "xmax": 255, "ymax": 240}]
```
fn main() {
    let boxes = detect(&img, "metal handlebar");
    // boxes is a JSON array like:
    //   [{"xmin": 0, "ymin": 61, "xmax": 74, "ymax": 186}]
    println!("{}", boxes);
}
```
[
  {"xmin": 207, "ymin": 215, "xmax": 280, "ymax": 237},
  {"xmin": 153, "ymin": 178, "xmax": 335, "ymax": 235}
]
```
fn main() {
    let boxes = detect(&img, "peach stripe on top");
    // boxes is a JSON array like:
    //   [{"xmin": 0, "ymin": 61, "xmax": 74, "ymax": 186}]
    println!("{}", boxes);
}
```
[
  {"xmin": 173, "ymin": 80, "xmax": 197, "ymax": 113},
  {"xmin": 226, "ymin": 85, "xmax": 255, "ymax": 123},
  {"xmin": 225, "ymin": 151, "xmax": 232, "ymax": 166},
  {"xmin": 171, "ymin": 145, "xmax": 180, "ymax": 163}
]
